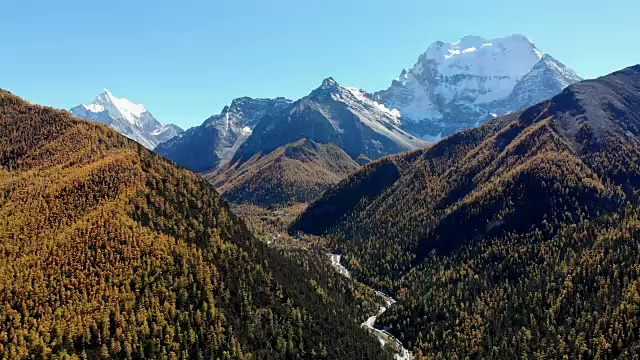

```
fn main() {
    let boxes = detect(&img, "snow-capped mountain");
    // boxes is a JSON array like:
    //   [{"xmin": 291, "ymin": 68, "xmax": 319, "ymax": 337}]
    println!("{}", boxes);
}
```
[
  {"xmin": 491, "ymin": 54, "xmax": 582, "ymax": 115},
  {"xmin": 155, "ymin": 97, "xmax": 292, "ymax": 172},
  {"xmin": 70, "ymin": 89, "xmax": 182, "ymax": 149},
  {"xmin": 233, "ymin": 77, "xmax": 427, "ymax": 164},
  {"xmin": 374, "ymin": 34, "xmax": 582, "ymax": 139}
]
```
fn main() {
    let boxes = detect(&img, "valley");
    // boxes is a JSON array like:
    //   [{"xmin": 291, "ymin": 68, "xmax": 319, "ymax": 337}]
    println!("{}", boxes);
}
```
[
  {"xmin": 291, "ymin": 65, "xmax": 640, "ymax": 358},
  {"xmin": 329, "ymin": 254, "xmax": 412, "ymax": 360},
  {"xmin": 4, "ymin": 4, "xmax": 640, "ymax": 356}
]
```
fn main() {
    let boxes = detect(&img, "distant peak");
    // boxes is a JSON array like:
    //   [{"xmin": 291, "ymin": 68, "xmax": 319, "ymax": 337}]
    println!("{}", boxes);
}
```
[
  {"xmin": 321, "ymin": 77, "xmax": 339, "ymax": 88},
  {"xmin": 83, "ymin": 88, "xmax": 148, "ymax": 125},
  {"xmin": 533, "ymin": 54, "xmax": 567, "ymax": 69},
  {"xmin": 225, "ymin": 96, "xmax": 292, "ymax": 113},
  {"xmin": 229, "ymin": 96, "xmax": 253, "ymax": 107},
  {"xmin": 94, "ymin": 88, "xmax": 118, "ymax": 103},
  {"xmin": 426, "ymin": 34, "xmax": 536, "ymax": 53},
  {"xmin": 540, "ymin": 53, "xmax": 557, "ymax": 62}
]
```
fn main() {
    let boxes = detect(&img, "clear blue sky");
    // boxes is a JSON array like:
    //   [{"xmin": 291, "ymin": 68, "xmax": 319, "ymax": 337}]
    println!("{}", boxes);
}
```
[{"xmin": 1, "ymin": 0, "xmax": 638, "ymax": 128}]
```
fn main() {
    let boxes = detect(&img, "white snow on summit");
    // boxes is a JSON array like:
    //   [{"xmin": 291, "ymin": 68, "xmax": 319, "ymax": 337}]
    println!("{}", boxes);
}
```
[
  {"xmin": 383, "ymin": 34, "xmax": 544, "ymax": 121},
  {"xmin": 313, "ymin": 79, "xmax": 421, "ymax": 149},
  {"xmin": 374, "ymin": 34, "xmax": 581, "ymax": 139},
  {"xmin": 346, "ymin": 87, "xmax": 402, "ymax": 120},
  {"xmin": 70, "ymin": 89, "xmax": 182, "ymax": 149},
  {"xmin": 83, "ymin": 89, "xmax": 147, "ymax": 126},
  {"xmin": 423, "ymin": 34, "xmax": 542, "ymax": 79}
]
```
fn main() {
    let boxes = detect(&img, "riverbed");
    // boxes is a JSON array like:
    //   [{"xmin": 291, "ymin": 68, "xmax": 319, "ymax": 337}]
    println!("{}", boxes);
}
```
[{"xmin": 329, "ymin": 254, "xmax": 412, "ymax": 360}]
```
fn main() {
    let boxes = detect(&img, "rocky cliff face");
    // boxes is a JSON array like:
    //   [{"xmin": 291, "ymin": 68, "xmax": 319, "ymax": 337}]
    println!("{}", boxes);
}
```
[
  {"xmin": 232, "ymin": 77, "xmax": 427, "ymax": 164},
  {"xmin": 155, "ymin": 97, "xmax": 291, "ymax": 172}
]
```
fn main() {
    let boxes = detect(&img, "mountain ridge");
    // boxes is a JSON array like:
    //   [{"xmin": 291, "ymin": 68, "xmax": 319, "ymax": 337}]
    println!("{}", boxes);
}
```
[
  {"xmin": 206, "ymin": 138, "xmax": 360, "ymax": 208},
  {"xmin": 232, "ymin": 77, "xmax": 427, "ymax": 165},
  {"xmin": 155, "ymin": 96, "xmax": 292, "ymax": 172},
  {"xmin": 207, "ymin": 77, "xmax": 426, "ymax": 208}
]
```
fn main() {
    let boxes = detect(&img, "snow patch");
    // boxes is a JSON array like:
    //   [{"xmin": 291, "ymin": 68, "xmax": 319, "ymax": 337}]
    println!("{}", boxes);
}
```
[
  {"xmin": 346, "ymin": 87, "xmax": 403, "ymax": 119},
  {"xmin": 444, "ymin": 49, "xmax": 461, "ymax": 59}
]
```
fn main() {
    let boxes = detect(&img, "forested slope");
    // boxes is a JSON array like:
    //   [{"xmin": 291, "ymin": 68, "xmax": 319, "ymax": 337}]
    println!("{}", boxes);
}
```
[
  {"xmin": 0, "ymin": 89, "xmax": 390, "ymax": 359},
  {"xmin": 206, "ymin": 139, "xmax": 359, "ymax": 208},
  {"xmin": 292, "ymin": 65, "xmax": 640, "ymax": 358}
]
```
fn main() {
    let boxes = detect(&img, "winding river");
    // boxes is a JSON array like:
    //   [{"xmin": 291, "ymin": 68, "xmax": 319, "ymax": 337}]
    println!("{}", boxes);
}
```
[{"xmin": 329, "ymin": 254, "xmax": 412, "ymax": 360}]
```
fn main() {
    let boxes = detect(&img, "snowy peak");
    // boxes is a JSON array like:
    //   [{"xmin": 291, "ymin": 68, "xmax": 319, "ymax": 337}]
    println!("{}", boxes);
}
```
[
  {"xmin": 374, "ymin": 34, "xmax": 581, "ymax": 139},
  {"xmin": 309, "ymin": 77, "xmax": 348, "ymax": 99},
  {"xmin": 232, "ymin": 77, "xmax": 426, "ymax": 165},
  {"xmin": 307, "ymin": 77, "xmax": 402, "ymax": 121},
  {"xmin": 225, "ymin": 96, "xmax": 291, "ymax": 116},
  {"xmin": 374, "ymin": 34, "xmax": 547, "ymax": 125},
  {"xmin": 70, "ymin": 89, "xmax": 182, "ymax": 149},
  {"xmin": 84, "ymin": 88, "xmax": 148, "ymax": 126},
  {"xmin": 418, "ymin": 34, "xmax": 542, "ymax": 78},
  {"xmin": 495, "ymin": 54, "xmax": 582, "ymax": 115},
  {"xmin": 209, "ymin": 96, "xmax": 292, "ymax": 131},
  {"xmin": 321, "ymin": 77, "xmax": 339, "ymax": 89},
  {"xmin": 531, "ymin": 54, "xmax": 582, "ymax": 89}
]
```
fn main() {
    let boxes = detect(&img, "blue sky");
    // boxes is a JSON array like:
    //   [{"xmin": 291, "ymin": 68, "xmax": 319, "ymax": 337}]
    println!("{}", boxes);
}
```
[{"xmin": 1, "ymin": 0, "xmax": 638, "ymax": 128}]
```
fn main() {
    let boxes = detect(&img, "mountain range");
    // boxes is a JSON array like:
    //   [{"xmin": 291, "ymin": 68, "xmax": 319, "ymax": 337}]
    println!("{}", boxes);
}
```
[
  {"xmin": 65, "ymin": 35, "xmax": 581, "ymax": 212},
  {"xmin": 67, "ymin": 34, "xmax": 582, "ymax": 210},
  {"xmin": 232, "ymin": 78, "xmax": 426, "ymax": 164},
  {"xmin": 156, "ymin": 97, "xmax": 292, "ymax": 172},
  {"xmin": 203, "ymin": 78, "xmax": 426, "ymax": 208},
  {"xmin": 155, "ymin": 34, "xmax": 581, "ymax": 210},
  {"xmin": 70, "ymin": 89, "xmax": 183, "ymax": 149},
  {"xmin": 206, "ymin": 138, "xmax": 360, "ymax": 208}
]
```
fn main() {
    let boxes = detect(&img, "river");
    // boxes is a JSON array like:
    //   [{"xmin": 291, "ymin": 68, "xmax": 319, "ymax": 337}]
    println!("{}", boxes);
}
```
[{"xmin": 329, "ymin": 254, "xmax": 412, "ymax": 360}]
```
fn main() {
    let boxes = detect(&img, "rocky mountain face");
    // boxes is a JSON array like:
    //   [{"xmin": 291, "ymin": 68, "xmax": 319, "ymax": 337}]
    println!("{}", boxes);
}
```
[
  {"xmin": 374, "ymin": 34, "xmax": 582, "ymax": 140},
  {"xmin": 491, "ymin": 54, "xmax": 583, "ymax": 115},
  {"xmin": 70, "ymin": 89, "xmax": 182, "ymax": 149},
  {"xmin": 155, "ymin": 97, "xmax": 291, "ymax": 172},
  {"xmin": 232, "ymin": 78, "xmax": 426, "ymax": 165},
  {"xmin": 192, "ymin": 78, "xmax": 425, "ymax": 208}
]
